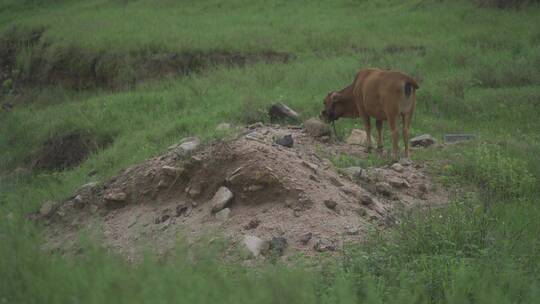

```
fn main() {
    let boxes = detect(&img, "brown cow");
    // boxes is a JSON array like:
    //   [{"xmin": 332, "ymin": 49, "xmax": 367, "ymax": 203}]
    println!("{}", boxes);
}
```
[{"xmin": 321, "ymin": 68, "xmax": 419, "ymax": 161}]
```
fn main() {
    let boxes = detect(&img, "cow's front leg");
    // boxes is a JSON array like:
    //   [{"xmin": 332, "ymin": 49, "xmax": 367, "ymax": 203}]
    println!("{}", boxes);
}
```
[
  {"xmin": 388, "ymin": 116, "xmax": 399, "ymax": 161},
  {"xmin": 363, "ymin": 116, "xmax": 372, "ymax": 152},
  {"xmin": 376, "ymin": 120, "xmax": 384, "ymax": 152}
]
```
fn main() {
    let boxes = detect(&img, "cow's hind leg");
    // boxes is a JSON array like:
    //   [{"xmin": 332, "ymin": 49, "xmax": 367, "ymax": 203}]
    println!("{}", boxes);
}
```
[
  {"xmin": 388, "ymin": 115, "xmax": 399, "ymax": 161},
  {"xmin": 402, "ymin": 111, "xmax": 413, "ymax": 159},
  {"xmin": 376, "ymin": 120, "xmax": 384, "ymax": 152},
  {"xmin": 363, "ymin": 116, "xmax": 373, "ymax": 152}
]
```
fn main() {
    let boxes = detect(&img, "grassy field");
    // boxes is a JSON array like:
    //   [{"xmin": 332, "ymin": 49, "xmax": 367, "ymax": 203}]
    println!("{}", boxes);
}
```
[{"xmin": 1, "ymin": 0, "xmax": 540, "ymax": 303}]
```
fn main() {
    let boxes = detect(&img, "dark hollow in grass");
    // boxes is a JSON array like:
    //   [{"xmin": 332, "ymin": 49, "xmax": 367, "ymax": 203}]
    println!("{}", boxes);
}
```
[{"xmin": 31, "ymin": 132, "xmax": 112, "ymax": 171}]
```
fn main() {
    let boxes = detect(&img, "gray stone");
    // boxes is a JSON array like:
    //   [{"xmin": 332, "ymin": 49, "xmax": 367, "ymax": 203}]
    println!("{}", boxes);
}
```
[
  {"xmin": 444, "ymin": 133, "xmax": 476, "ymax": 144},
  {"xmin": 274, "ymin": 134, "xmax": 294, "ymax": 148},
  {"xmin": 176, "ymin": 203, "xmax": 189, "ymax": 217},
  {"xmin": 170, "ymin": 137, "xmax": 201, "ymax": 156},
  {"xmin": 104, "ymin": 191, "xmax": 127, "ymax": 202},
  {"xmin": 342, "ymin": 167, "xmax": 363, "ymax": 179},
  {"xmin": 324, "ymin": 200, "xmax": 337, "ymax": 210},
  {"xmin": 39, "ymin": 201, "xmax": 55, "ymax": 217},
  {"xmin": 345, "ymin": 226, "xmax": 359, "ymax": 235},
  {"xmin": 270, "ymin": 237, "xmax": 288, "ymax": 256},
  {"xmin": 243, "ymin": 235, "xmax": 270, "ymax": 257},
  {"xmin": 375, "ymin": 182, "xmax": 393, "ymax": 196},
  {"xmin": 399, "ymin": 158, "xmax": 413, "ymax": 166},
  {"xmin": 314, "ymin": 239, "xmax": 336, "ymax": 252},
  {"xmin": 304, "ymin": 118, "xmax": 330, "ymax": 137},
  {"xmin": 298, "ymin": 232, "xmax": 312, "ymax": 245},
  {"xmin": 390, "ymin": 163, "xmax": 404, "ymax": 173},
  {"xmin": 360, "ymin": 194, "xmax": 374, "ymax": 205},
  {"xmin": 162, "ymin": 165, "xmax": 182, "ymax": 177},
  {"xmin": 215, "ymin": 208, "xmax": 231, "ymax": 222},
  {"xmin": 268, "ymin": 103, "xmax": 300, "ymax": 122},
  {"xmin": 387, "ymin": 177, "xmax": 410, "ymax": 188},
  {"xmin": 346, "ymin": 129, "xmax": 372, "ymax": 146},
  {"xmin": 410, "ymin": 134, "xmax": 436, "ymax": 147},
  {"xmin": 244, "ymin": 219, "xmax": 260, "ymax": 230},
  {"xmin": 210, "ymin": 186, "xmax": 234, "ymax": 213},
  {"xmin": 216, "ymin": 123, "xmax": 231, "ymax": 131}
]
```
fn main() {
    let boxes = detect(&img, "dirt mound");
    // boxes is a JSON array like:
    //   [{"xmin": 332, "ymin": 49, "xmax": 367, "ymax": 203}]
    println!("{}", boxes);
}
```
[
  {"xmin": 40, "ymin": 124, "xmax": 447, "ymax": 261},
  {"xmin": 32, "ymin": 132, "xmax": 112, "ymax": 171}
]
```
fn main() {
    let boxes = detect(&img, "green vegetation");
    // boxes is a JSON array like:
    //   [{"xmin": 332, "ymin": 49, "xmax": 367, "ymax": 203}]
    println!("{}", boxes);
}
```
[{"xmin": 1, "ymin": 0, "xmax": 539, "ymax": 303}]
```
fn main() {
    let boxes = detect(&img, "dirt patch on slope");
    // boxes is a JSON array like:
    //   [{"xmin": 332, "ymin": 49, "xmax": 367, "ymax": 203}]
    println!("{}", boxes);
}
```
[
  {"xmin": 32, "ymin": 132, "xmax": 112, "ymax": 171},
  {"xmin": 0, "ymin": 26, "xmax": 294, "ymax": 99},
  {"xmin": 39, "ymin": 124, "xmax": 448, "ymax": 261}
]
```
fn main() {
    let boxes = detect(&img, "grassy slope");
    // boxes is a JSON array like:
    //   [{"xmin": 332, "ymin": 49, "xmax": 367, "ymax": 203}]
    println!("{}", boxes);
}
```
[{"xmin": 1, "ymin": 0, "xmax": 540, "ymax": 303}]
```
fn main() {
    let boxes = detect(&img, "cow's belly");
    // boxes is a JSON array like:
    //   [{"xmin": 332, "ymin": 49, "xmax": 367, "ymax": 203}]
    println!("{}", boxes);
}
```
[{"xmin": 363, "ymin": 100, "xmax": 387, "ymax": 120}]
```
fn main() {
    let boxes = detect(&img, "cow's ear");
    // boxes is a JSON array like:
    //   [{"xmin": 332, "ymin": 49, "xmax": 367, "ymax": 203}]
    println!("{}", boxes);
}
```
[{"xmin": 330, "ymin": 92, "xmax": 343, "ymax": 102}]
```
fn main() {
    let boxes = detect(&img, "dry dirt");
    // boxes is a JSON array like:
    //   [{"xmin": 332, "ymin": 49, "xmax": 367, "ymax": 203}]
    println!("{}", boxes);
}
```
[{"xmin": 39, "ymin": 123, "xmax": 448, "ymax": 262}]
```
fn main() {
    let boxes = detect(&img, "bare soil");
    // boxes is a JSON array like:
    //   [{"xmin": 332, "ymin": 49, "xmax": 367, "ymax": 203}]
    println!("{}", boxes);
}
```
[{"xmin": 39, "ymin": 124, "xmax": 448, "ymax": 261}]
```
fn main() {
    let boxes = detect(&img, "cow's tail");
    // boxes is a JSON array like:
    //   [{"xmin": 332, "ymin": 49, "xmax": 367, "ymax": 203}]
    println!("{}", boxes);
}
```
[{"xmin": 404, "ymin": 77, "xmax": 419, "ymax": 98}]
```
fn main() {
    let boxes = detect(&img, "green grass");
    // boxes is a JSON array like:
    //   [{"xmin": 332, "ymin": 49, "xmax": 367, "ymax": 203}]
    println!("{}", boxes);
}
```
[{"xmin": 1, "ymin": 0, "xmax": 540, "ymax": 303}]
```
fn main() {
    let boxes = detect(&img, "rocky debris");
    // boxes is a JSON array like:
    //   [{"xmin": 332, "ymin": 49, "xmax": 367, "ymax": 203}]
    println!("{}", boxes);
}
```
[
  {"xmin": 410, "ymin": 134, "xmax": 436, "ymax": 147},
  {"xmin": 375, "ymin": 182, "xmax": 393, "ymax": 196},
  {"xmin": 345, "ymin": 226, "xmax": 359, "ymax": 235},
  {"xmin": 175, "ymin": 203, "xmax": 189, "ymax": 217},
  {"xmin": 314, "ymin": 239, "xmax": 336, "ymax": 252},
  {"xmin": 270, "ymin": 236, "xmax": 288, "ymax": 256},
  {"xmin": 155, "ymin": 214, "xmax": 170, "ymax": 224},
  {"xmin": 215, "ymin": 208, "xmax": 231, "ymax": 222},
  {"xmin": 399, "ymin": 158, "xmax": 413, "ymax": 166},
  {"xmin": 274, "ymin": 134, "xmax": 294, "ymax": 148},
  {"xmin": 170, "ymin": 137, "xmax": 200, "ymax": 156},
  {"xmin": 162, "ymin": 165, "xmax": 182, "ymax": 177},
  {"xmin": 244, "ymin": 219, "xmax": 261, "ymax": 230},
  {"xmin": 444, "ymin": 133, "xmax": 476, "ymax": 144},
  {"xmin": 304, "ymin": 118, "xmax": 330, "ymax": 137},
  {"xmin": 298, "ymin": 232, "xmax": 313, "ymax": 245},
  {"xmin": 268, "ymin": 103, "xmax": 300, "ymax": 122},
  {"xmin": 104, "ymin": 191, "xmax": 127, "ymax": 208},
  {"xmin": 360, "ymin": 194, "xmax": 374, "ymax": 205},
  {"xmin": 342, "ymin": 167, "xmax": 368, "ymax": 181},
  {"xmin": 324, "ymin": 200, "xmax": 337, "ymax": 210},
  {"xmin": 346, "ymin": 129, "xmax": 372, "ymax": 146},
  {"xmin": 186, "ymin": 184, "xmax": 202, "ymax": 198},
  {"xmin": 390, "ymin": 163, "xmax": 404, "ymax": 173},
  {"xmin": 243, "ymin": 235, "xmax": 270, "ymax": 257},
  {"xmin": 247, "ymin": 122, "xmax": 264, "ymax": 129},
  {"xmin": 210, "ymin": 187, "xmax": 234, "ymax": 213},
  {"xmin": 39, "ymin": 201, "xmax": 55, "ymax": 217},
  {"xmin": 216, "ymin": 123, "xmax": 232, "ymax": 131},
  {"xmin": 387, "ymin": 177, "xmax": 411, "ymax": 188}
]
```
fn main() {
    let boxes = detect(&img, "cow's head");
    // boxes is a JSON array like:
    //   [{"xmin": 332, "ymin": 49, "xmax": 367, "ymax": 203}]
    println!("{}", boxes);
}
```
[{"xmin": 320, "ymin": 91, "xmax": 345, "ymax": 123}]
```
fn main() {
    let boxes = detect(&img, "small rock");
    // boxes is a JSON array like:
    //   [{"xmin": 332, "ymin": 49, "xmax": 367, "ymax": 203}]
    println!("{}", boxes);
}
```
[
  {"xmin": 342, "ymin": 167, "xmax": 368, "ymax": 181},
  {"xmin": 215, "ymin": 208, "xmax": 231, "ymax": 222},
  {"xmin": 314, "ymin": 239, "xmax": 336, "ymax": 252},
  {"xmin": 388, "ymin": 177, "xmax": 410, "ymax": 188},
  {"xmin": 298, "ymin": 232, "xmax": 312, "ymax": 245},
  {"xmin": 274, "ymin": 134, "xmax": 294, "ymax": 148},
  {"xmin": 186, "ymin": 184, "xmax": 202, "ymax": 198},
  {"xmin": 444, "ymin": 133, "xmax": 476, "ymax": 144},
  {"xmin": 268, "ymin": 103, "xmax": 300, "ymax": 122},
  {"xmin": 176, "ymin": 203, "xmax": 189, "ymax": 217},
  {"xmin": 304, "ymin": 118, "xmax": 330, "ymax": 137},
  {"xmin": 320, "ymin": 135, "xmax": 331, "ymax": 143},
  {"xmin": 355, "ymin": 208, "xmax": 367, "ymax": 217},
  {"xmin": 39, "ymin": 201, "xmax": 55, "ymax": 217},
  {"xmin": 410, "ymin": 134, "xmax": 436, "ymax": 147},
  {"xmin": 399, "ymin": 158, "xmax": 413, "ymax": 166},
  {"xmin": 302, "ymin": 161, "xmax": 319, "ymax": 172},
  {"xmin": 104, "ymin": 192, "xmax": 127, "ymax": 202},
  {"xmin": 419, "ymin": 183, "xmax": 428, "ymax": 193},
  {"xmin": 244, "ymin": 219, "xmax": 261, "ymax": 230},
  {"xmin": 155, "ymin": 214, "xmax": 170, "ymax": 224},
  {"xmin": 157, "ymin": 179, "xmax": 168, "ymax": 188},
  {"xmin": 360, "ymin": 194, "xmax": 374, "ymax": 205},
  {"xmin": 162, "ymin": 165, "xmax": 182, "ymax": 177},
  {"xmin": 345, "ymin": 226, "xmax": 359, "ymax": 235},
  {"xmin": 73, "ymin": 195, "xmax": 86, "ymax": 209},
  {"xmin": 375, "ymin": 182, "xmax": 393, "ymax": 196},
  {"xmin": 248, "ymin": 122, "xmax": 264, "ymax": 129},
  {"xmin": 293, "ymin": 210, "xmax": 302, "ymax": 217},
  {"xmin": 270, "ymin": 237, "xmax": 288, "ymax": 256},
  {"xmin": 245, "ymin": 185, "xmax": 264, "ymax": 192},
  {"xmin": 243, "ymin": 235, "xmax": 270, "ymax": 257},
  {"xmin": 346, "ymin": 129, "xmax": 372, "ymax": 146},
  {"xmin": 324, "ymin": 200, "xmax": 337, "ymax": 210},
  {"xmin": 171, "ymin": 137, "xmax": 201, "ymax": 156},
  {"xmin": 210, "ymin": 187, "xmax": 234, "ymax": 213},
  {"xmin": 390, "ymin": 163, "xmax": 404, "ymax": 173},
  {"xmin": 216, "ymin": 123, "xmax": 231, "ymax": 131}
]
